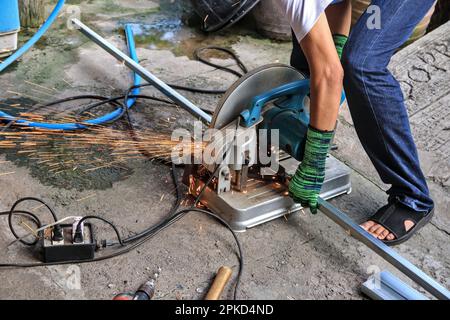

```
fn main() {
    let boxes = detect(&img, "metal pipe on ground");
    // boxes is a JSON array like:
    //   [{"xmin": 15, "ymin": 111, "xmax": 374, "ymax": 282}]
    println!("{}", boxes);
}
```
[
  {"xmin": 71, "ymin": 19, "xmax": 212, "ymax": 124},
  {"xmin": 318, "ymin": 198, "xmax": 450, "ymax": 300}
]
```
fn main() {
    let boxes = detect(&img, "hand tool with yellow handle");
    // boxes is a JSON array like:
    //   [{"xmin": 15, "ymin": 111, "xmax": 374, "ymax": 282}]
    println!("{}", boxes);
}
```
[{"xmin": 205, "ymin": 266, "xmax": 233, "ymax": 300}]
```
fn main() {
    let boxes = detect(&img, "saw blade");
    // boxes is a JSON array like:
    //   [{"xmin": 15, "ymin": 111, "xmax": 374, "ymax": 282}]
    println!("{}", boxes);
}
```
[{"xmin": 211, "ymin": 64, "xmax": 306, "ymax": 129}]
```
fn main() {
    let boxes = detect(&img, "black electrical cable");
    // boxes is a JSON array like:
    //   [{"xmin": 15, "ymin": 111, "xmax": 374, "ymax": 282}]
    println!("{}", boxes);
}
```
[
  {"xmin": 9, "ymin": 197, "xmax": 59, "ymax": 223},
  {"xmin": 148, "ymin": 46, "xmax": 248, "ymax": 96},
  {"xmin": 168, "ymin": 84, "xmax": 227, "ymax": 95},
  {"xmin": 0, "ymin": 208, "xmax": 243, "ymax": 299},
  {"xmin": 194, "ymin": 46, "xmax": 248, "ymax": 78},
  {"xmin": 76, "ymin": 94, "xmax": 176, "ymax": 117},
  {"xmin": 28, "ymin": 95, "xmax": 116, "ymax": 109},
  {"xmin": 0, "ymin": 95, "xmax": 116, "ymax": 132},
  {"xmin": 74, "ymin": 94, "xmax": 179, "ymax": 125},
  {"xmin": 122, "ymin": 83, "xmax": 216, "ymax": 117},
  {"xmin": 119, "ymin": 162, "xmax": 183, "ymax": 244},
  {"xmin": 7, "ymin": 197, "xmax": 59, "ymax": 246},
  {"xmin": 0, "ymin": 210, "xmax": 42, "ymax": 246},
  {"xmin": 119, "ymin": 46, "xmax": 248, "ymax": 112},
  {"xmin": 75, "ymin": 215, "xmax": 125, "ymax": 246}
]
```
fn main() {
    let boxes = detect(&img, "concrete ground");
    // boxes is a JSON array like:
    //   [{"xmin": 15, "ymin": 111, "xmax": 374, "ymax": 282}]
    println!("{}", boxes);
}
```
[{"xmin": 0, "ymin": 0, "xmax": 448, "ymax": 300}]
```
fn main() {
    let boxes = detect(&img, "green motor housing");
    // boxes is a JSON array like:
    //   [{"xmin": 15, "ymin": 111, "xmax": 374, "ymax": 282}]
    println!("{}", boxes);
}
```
[{"xmin": 259, "ymin": 96, "xmax": 310, "ymax": 162}]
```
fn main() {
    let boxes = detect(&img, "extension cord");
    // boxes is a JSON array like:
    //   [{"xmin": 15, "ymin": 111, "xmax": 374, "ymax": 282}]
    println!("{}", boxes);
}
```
[{"xmin": 38, "ymin": 221, "xmax": 96, "ymax": 263}]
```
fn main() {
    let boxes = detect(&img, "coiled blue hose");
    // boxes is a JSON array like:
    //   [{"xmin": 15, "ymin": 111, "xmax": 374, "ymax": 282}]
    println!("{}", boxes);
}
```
[{"xmin": 0, "ymin": 0, "xmax": 140, "ymax": 130}]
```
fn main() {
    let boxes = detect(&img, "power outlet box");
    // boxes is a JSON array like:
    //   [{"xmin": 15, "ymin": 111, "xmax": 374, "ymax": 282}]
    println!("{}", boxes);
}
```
[{"xmin": 38, "ymin": 223, "xmax": 96, "ymax": 263}]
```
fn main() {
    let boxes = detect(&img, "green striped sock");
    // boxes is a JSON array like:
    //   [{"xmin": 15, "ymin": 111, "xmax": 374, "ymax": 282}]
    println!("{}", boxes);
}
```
[{"xmin": 333, "ymin": 34, "xmax": 348, "ymax": 59}]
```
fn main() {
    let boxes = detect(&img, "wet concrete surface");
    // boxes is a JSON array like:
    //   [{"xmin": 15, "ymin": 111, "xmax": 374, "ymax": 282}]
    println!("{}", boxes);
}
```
[{"xmin": 0, "ymin": 1, "xmax": 448, "ymax": 300}]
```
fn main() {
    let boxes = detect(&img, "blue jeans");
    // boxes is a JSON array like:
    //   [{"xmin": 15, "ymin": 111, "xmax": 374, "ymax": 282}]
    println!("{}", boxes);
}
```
[{"xmin": 291, "ymin": 0, "xmax": 435, "ymax": 213}]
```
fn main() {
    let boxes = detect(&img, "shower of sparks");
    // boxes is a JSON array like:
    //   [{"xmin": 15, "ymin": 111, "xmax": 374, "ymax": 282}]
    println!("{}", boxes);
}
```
[
  {"xmin": 75, "ymin": 193, "xmax": 97, "ymax": 202},
  {"xmin": 0, "ymin": 171, "xmax": 15, "ymax": 176},
  {"xmin": 0, "ymin": 80, "xmax": 207, "ymax": 181},
  {"xmin": 0, "ymin": 113, "xmax": 204, "ymax": 176}
]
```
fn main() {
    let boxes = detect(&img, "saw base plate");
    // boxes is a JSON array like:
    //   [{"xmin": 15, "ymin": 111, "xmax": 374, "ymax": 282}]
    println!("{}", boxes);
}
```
[{"xmin": 189, "ymin": 155, "xmax": 352, "ymax": 232}]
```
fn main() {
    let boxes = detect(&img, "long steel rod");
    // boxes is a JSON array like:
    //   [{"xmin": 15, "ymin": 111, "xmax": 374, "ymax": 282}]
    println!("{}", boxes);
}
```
[
  {"xmin": 318, "ymin": 197, "xmax": 450, "ymax": 300},
  {"xmin": 72, "ymin": 19, "xmax": 212, "ymax": 124}
]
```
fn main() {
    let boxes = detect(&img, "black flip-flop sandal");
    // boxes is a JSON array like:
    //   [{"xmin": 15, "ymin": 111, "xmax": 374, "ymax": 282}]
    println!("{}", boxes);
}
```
[{"xmin": 367, "ymin": 201, "xmax": 434, "ymax": 246}]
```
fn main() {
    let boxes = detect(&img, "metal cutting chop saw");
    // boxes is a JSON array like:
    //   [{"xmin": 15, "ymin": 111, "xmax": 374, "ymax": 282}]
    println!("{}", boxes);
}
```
[
  {"xmin": 183, "ymin": 64, "xmax": 351, "ymax": 231},
  {"xmin": 71, "ymin": 23, "xmax": 352, "ymax": 232}
]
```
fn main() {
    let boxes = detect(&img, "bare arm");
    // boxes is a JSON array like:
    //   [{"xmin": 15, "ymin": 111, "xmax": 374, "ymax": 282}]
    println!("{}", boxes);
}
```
[{"xmin": 300, "ymin": 13, "xmax": 343, "ymax": 131}]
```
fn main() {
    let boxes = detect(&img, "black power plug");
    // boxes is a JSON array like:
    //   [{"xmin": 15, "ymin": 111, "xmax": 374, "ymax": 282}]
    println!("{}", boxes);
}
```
[
  {"xmin": 52, "ymin": 224, "xmax": 64, "ymax": 242},
  {"xmin": 73, "ymin": 224, "xmax": 84, "ymax": 244}
]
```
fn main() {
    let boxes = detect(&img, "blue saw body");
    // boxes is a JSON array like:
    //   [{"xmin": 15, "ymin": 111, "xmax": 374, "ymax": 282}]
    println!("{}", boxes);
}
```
[{"xmin": 240, "ymin": 79, "xmax": 345, "ymax": 161}]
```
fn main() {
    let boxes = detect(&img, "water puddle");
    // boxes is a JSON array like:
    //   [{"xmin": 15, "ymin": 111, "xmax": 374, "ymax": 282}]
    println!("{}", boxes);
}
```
[{"xmin": 118, "ymin": 0, "xmax": 260, "ymax": 59}]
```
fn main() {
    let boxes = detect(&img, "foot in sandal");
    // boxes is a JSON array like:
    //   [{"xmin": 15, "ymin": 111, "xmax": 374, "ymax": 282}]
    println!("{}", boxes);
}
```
[{"xmin": 360, "ymin": 200, "xmax": 434, "ymax": 246}]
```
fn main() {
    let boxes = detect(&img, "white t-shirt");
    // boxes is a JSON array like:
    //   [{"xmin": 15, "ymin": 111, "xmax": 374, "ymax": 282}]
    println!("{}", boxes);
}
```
[{"xmin": 276, "ymin": 0, "xmax": 335, "ymax": 41}]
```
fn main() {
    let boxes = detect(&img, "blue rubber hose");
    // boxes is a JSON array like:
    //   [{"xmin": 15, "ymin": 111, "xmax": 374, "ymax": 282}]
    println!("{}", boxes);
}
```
[
  {"xmin": 0, "ymin": 21, "xmax": 141, "ymax": 130},
  {"xmin": 124, "ymin": 24, "xmax": 141, "ymax": 109},
  {"xmin": 0, "ymin": 0, "xmax": 65, "ymax": 73}
]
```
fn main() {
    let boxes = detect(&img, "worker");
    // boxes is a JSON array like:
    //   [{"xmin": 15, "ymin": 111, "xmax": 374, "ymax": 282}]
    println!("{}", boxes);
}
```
[{"xmin": 280, "ymin": 0, "xmax": 435, "ymax": 245}]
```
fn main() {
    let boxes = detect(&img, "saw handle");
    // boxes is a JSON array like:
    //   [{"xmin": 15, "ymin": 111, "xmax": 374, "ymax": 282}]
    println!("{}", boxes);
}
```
[
  {"xmin": 240, "ymin": 79, "xmax": 310, "ymax": 127},
  {"xmin": 240, "ymin": 79, "xmax": 346, "ymax": 128}
]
